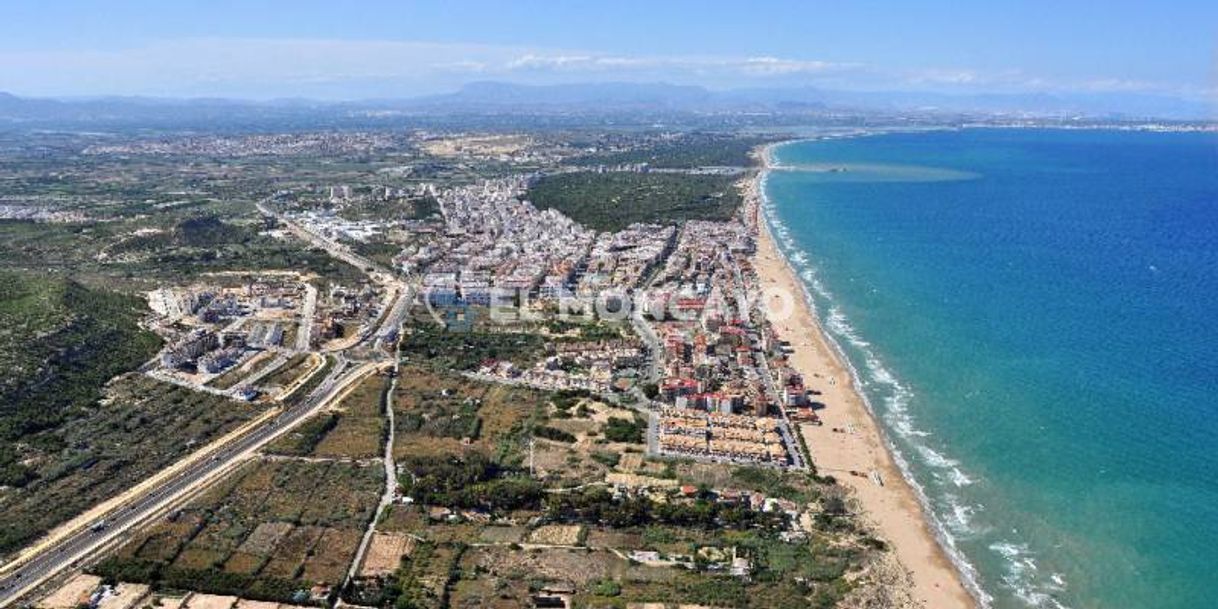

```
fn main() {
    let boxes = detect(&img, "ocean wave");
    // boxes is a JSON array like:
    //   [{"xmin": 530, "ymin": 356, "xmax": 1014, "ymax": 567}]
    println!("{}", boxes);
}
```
[
  {"xmin": 943, "ymin": 493, "xmax": 981, "ymax": 537},
  {"xmin": 989, "ymin": 542, "xmax": 1070, "ymax": 609}
]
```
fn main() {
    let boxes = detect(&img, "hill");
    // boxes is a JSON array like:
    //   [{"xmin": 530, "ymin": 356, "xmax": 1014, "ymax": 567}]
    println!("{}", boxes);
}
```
[{"xmin": 0, "ymin": 271, "xmax": 161, "ymax": 486}]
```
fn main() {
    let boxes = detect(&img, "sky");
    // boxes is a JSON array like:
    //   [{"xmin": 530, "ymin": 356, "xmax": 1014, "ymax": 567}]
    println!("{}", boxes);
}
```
[{"xmin": 1, "ymin": 0, "xmax": 1216, "ymax": 102}]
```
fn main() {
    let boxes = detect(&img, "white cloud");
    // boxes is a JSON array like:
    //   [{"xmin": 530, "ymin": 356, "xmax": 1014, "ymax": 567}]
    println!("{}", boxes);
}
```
[
  {"xmin": 737, "ymin": 56, "xmax": 843, "ymax": 75},
  {"xmin": 501, "ymin": 52, "xmax": 853, "ymax": 77},
  {"xmin": 0, "ymin": 36, "xmax": 1205, "ymax": 103}
]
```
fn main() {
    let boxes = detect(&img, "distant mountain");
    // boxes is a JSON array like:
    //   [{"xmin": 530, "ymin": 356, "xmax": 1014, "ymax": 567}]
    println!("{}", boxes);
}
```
[
  {"xmin": 0, "ymin": 81, "xmax": 1211, "ymax": 128},
  {"xmin": 414, "ymin": 81, "xmax": 714, "ymax": 108},
  {"xmin": 381, "ymin": 81, "xmax": 1214, "ymax": 120}
]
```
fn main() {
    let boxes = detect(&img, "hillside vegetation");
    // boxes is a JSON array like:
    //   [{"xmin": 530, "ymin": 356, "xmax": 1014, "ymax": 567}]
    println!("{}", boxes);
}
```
[{"xmin": 0, "ymin": 271, "xmax": 161, "ymax": 449}]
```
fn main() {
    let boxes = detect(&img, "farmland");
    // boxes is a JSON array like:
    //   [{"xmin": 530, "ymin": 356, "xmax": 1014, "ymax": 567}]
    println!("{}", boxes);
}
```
[
  {"xmin": 329, "ymin": 363, "xmax": 880, "ymax": 609},
  {"xmin": 92, "ymin": 458, "xmax": 383, "ymax": 605},
  {"xmin": 391, "ymin": 366, "xmax": 551, "ymax": 464}
]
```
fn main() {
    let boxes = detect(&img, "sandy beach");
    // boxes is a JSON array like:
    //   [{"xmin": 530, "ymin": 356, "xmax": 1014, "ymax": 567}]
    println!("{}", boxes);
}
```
[{"xmin": 751, "ymin": 145, "xmax": 976, "ymax": 609}]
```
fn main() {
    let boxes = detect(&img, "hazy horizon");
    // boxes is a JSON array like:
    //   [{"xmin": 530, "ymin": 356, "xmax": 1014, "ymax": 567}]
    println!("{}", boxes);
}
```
[{"xmin": 2, "ymin": 1, "xmax": 1215, "ymax": 116}]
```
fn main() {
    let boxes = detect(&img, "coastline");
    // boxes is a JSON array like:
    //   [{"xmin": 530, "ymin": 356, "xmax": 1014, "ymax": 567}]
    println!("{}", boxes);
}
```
[{"xmin": 750, "ymin": 142, "xmax": 977, "ymax": 609}]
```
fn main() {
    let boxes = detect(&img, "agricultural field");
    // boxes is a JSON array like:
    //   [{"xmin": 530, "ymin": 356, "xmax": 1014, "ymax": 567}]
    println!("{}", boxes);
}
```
[
  {"xmin": 0, "ymin": 374, "xmax": 263, "ymax": 559},
  {"xmin": 336, "ymin": 361, "xmax": 880, "ymax": 609},
  {"xmin": 345, "ymin": 459, "xmax": 875, "ymax": 609},
  {"xmin": 392, "ymin": 366, "xmax": 550, "ymax": 464},
  {"xmin": 92, "ymin": 458, "xmax": 383, "ymax": 605}
]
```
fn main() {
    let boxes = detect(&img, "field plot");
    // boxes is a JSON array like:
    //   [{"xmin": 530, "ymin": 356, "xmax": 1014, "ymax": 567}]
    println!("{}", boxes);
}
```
[
  {"xmin": 527, "ymin": 524, "xmax": 584, "ymax": 546},
  {"xmin": 466, "ymin": 546, "xmax": 627, "ymax": 585},
  {"xmin": 358, "ymin": 533, "xmax": 416, "ymax": 577},
  {"xmin": 93, "ymin": 458, "xmax": 383, "ymax": 604},
  {"xmin": 311, "ymin": 373, "xmax": 387, "ymax": 459},
  {"xmin": 258, "ymin": 353, "xmax": 317, "ymax": 397}
]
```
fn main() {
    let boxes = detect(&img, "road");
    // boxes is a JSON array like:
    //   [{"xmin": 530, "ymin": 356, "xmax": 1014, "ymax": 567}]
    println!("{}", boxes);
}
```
[
  {"xmin": 342, "ymin": 353, "xmax": 400, "ymax": 589},
  {"xmin": 630, "ymin": 313, "xmax": 663, "ymax": 384},
  {"xmin": 729, "ymin": 252, "xmax": 808, "ymax": 471},
  {"xmin": 0, "ymin": 357, "xmax": 371, "ymax": 606}
]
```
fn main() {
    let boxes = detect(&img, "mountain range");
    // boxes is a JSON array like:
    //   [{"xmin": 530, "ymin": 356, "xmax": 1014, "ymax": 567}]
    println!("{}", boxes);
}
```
[{"xmin": 0, "ymin": 81, "xmax": 1212, "ymax": 127}]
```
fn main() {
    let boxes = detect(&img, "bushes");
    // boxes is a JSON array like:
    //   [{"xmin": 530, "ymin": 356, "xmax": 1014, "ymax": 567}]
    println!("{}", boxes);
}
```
[
  {"xmin": 602, "ymin": 416, "xmax": 645, "ymax": 444},
  {"xmin": 728, "ymin": 466, "xmax": 813, "ymax": 503},
  {"xmin": 399, "ymin": 324, "xmax": 544, "ymax": 372},
  {"xmin": 591, "ymin": 579, "xmax": 621, "ymax": 597},
  {"xmin": 590, "ymin": 451, "xmax": 621, "ymax": 468},
  {"xmin": 544, "ymin": 487, "xmax": 787, "ymax": 532},
  {"xmin": 533, "ymin": 426, "xmax": 576, "ymax": 444},
  {"xmin": 92, "ymin": 559, "xmax": 312, "ymax": 605},
  {"xmin": 0, "ymin": 272, "xmax": 161, "ymax": 443}
]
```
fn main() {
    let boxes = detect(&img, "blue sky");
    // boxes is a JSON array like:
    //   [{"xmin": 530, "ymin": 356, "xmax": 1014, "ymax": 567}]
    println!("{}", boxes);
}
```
[{"xmin": 1, "ymin": 0, "xmax": 1215, "ymax": 100}]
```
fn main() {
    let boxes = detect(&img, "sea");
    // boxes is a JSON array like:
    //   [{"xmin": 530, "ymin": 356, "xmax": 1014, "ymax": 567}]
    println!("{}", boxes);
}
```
[{"xmin": 763, "ymin": 128, "xmax": 1218, "ymax": 609}]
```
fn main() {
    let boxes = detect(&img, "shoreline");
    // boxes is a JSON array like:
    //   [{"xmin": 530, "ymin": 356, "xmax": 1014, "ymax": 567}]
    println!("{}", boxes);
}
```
[{"xmin": 751, "ymin": 141, "xmax": 977, "ymax": 608}]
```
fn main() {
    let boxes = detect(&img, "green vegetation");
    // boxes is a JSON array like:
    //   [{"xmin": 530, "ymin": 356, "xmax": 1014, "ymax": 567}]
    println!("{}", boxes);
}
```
[
  {"xmin": 602, "ymin": 415, "xmax": 647, "ymax": 443},
  {"xmin": 282, "ymin": 355, "xmax": 336, "ymax": 405},
  {"xmin": 573, "ymin": 133, "xmax": 773, "ymax": 168},
  {"xmin": 527, "ymin": 172, "xmax": 743, "ymax": 232},
  {"xmin": 399, "ymin": 323, "xmax": 545, "ymax": 371},
  {"xmin": 0, "ymin": 271, "xmax": 161, "ymax": 447},
  {"xmin": 544, "ymin": 486, "xmax": 787, "ymax": 531},
  {"xmin": 544, "ymin": 319, "xmax": 627, "ymax": 341},
  {"xmin": 0, "ymin": 374, "xmax": 262, "ymax": 558},
  {"xmin": 265, "ymin": 413, "xmax": 340, "ymax": 457},
  {"xmin": 533, "ymin": 425, "xmax": 577, "ymax": 444},
  {"xmin": 0, "ymin": 216, "xmax": 365, "ymax": 288},
  {"xmin": 261, "ymin": 353, "xmax": 312, "ymax": 388},
  {"xmin": 392, "ymin": 366, "xmax": 555, "ymax": 467},
  {"xmin": 268, "ymin": 372, "xmax": 389, "ymax": 459},
  {"xmin": 400, "ymin": 453, "xmax": 543, "ymax": 512}
]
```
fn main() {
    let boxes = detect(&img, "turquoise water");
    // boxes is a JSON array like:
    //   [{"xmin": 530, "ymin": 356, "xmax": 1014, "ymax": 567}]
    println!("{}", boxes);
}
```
[{"xmin": 764, "ymin": 129, "xmax": 1218, "ymax": 609}]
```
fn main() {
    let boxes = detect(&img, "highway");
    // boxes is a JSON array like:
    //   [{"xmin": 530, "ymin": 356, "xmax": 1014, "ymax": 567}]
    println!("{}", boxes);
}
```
[{"xmin": 0, "ymin": 356, "xmax": 372, "ymax": 606}]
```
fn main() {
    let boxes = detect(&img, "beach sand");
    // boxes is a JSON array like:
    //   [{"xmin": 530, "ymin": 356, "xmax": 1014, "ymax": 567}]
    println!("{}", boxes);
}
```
[{"xmin": 751, "ymin": 150, "xmax": 976, "ymax": 609}]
